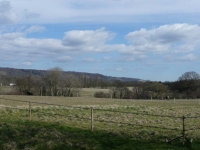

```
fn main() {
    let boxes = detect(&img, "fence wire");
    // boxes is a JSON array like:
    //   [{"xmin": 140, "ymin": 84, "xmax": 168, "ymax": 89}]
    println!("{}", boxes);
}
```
[
  {"xmin": 95, "ymin": 108, "xmax": 182, "ymax": 119},
  {"xmin": 1, "ymin": 98, "xmax": 200, "ymax": 138}
]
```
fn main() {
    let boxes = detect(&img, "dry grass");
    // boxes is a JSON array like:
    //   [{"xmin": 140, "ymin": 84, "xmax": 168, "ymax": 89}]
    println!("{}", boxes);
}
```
[
  {"xmin": 79, "ymin": 88, "xmax": 109, "ymax": 97},
  {"xmin": 1, "ymin": 95, "xmax": 200, "ymax": 143},
  {"xmin": 0, "ymin": 95, "xmax": 197, "ymax": 106},
  {"xmin": 0, "ymin": 86, "xmax": 17, "ymax": 95}
]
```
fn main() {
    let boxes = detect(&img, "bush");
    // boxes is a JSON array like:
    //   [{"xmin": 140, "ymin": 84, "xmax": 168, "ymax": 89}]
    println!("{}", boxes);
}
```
[
  {"xmin": 94, "ymin": 91, "xmax": 110, "ymax": 98},
  {"xmin": 0, "ymin": 86, "xmax": 21, "ymax": 95}
]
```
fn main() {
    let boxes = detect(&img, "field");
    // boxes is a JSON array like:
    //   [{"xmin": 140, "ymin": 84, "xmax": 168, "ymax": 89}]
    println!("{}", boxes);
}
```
[
  {"xmin": 80, "ymin": 88, "xmax": 110, "ymax": 97},
  {"xmin": 0, "ymin": 94, "xmax": 200, "ymax": 149}
]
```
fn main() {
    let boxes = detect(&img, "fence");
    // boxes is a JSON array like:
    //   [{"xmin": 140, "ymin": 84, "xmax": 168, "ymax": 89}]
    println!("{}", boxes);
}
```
[{"xmin": 0, "ymin": 98, "xmax": 200, "ymax": 145}]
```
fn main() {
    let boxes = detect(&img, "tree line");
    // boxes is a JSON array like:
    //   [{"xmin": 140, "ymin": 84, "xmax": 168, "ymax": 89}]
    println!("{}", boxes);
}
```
[
  {"xmin": 101, "ymin": 71, "xmax": 200, "ymax": 99},
  {"xmin": 0, "ymin": 68, "xmax": 200, "ymax": 99}
]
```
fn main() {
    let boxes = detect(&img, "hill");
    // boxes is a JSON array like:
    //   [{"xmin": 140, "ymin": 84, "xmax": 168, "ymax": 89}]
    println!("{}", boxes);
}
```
[{"xmin": 0, "ymin": 67, "xmax": 141, "ymax": 82}]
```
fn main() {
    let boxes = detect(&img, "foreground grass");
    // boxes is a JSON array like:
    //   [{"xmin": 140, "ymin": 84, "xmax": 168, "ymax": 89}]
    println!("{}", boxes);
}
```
[
  {"xmin": 0, "ymin": 119, "xmax": 198, "ymax": 150},
  {"xmin": 1, "ymin": 96, "xmax": 200, "ymax": 149}
]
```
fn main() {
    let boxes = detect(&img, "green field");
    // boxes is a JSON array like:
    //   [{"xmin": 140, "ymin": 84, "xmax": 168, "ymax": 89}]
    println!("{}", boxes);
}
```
[{"xmin": 0, "ymin": 95, "xmax": 200, "ymax": 149}]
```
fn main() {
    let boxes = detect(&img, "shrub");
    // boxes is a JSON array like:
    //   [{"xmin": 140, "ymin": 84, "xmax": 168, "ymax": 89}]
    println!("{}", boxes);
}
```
[
  {"xmin": 0, "ymin": 86, "xmax": 21, "ymax": 95},
  {"xmin": 94, "ymin": 91, "xmax": 110, "ymax": 98}
]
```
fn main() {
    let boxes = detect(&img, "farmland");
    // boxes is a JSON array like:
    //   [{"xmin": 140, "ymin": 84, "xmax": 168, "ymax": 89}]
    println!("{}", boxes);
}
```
[{"xmin": 0, "ymin": 95, "xmax": 200, "ymax": 149}]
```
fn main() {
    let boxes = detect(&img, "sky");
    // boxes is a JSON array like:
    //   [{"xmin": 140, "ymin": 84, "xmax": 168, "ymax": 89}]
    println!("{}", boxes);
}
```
[{"xmin": 0, "ymin": 0, "xmax": 200, "ymax": 81}]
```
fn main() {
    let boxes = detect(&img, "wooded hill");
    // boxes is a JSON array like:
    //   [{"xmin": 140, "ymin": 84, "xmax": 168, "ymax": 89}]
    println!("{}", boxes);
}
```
[{"xmin": 0, "ymin": 67, "xmax": 141, "ymax": 82}]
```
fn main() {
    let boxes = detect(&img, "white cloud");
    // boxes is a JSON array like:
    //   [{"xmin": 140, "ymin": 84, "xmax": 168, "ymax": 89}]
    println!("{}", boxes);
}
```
[
  {"xmin": 5, "ymin": 0, "xmax": 200, "ymax": 24},
  {"xmin": 0, "ymin": 28, "xmax": 113, "ymax": 64},
  {"xmin": 0, "ymin": 32, "xmax": 24, "ymax": 39},
  {"xmin": 0, "ymin": 1, "xmax": 17, "ymax": 24},
  {"xmin": 124, "ymin": 24, "xmax": 200, "ymax": 55},
  {"xmin": 62, "ymin": 28, "xmax": 115, "ymax": 52},
  {"xmin": 23, "ymin": 62, "xmax": 32, "ymax": 66},
  {"xmin": 25, "ymin": 25, "xmax": 45, "ymax": 33},
  {"xmin": 82, "ymin": 58, "xmax": 99, "ymax": 63},
  {"xmin": 119, "ymin": 55, "xmax": 147, "ymax": 62},
  {"xmin": 115, "ymin": 68, "xmax": 123, "ymax": 71},
  {"xmin": 0, "ymin": 24, "xmax": 200, "ymax": 68},
  {"xmin": 62, "ymin": 28, "xmax": 114, "ymax": 46},
  {"xmin": 0, "ymin": 31, "xmax": 65, "ymax": 61},
  {"xmin": 103, "ymin": 56, "xmax": 111, "ymax": 60},
  {"xmin": 54, "ymin": 56, "xmax": 73, "ymax": 63},
  {"xmin": 23, "ymin": 9, "xmax": 40, "ymax": 19},
  {"xmin": 177, "ymin": 54, "xmax": 197, "ymax": 61}
]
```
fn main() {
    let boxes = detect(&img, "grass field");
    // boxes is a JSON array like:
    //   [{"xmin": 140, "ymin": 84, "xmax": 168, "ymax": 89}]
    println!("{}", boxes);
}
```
[
  {"xmin": 0, "ymin": 95, "xmax": 200, "ymax": 149},
  {"xmin": 79, "ymin": 88, "xmax": 110, "ymax": 97}
]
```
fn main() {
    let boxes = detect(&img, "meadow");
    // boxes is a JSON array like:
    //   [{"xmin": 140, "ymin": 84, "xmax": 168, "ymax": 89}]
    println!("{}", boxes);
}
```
[{"xmin": 0, "ymin": 94, "xmax": 200, "ymax": 149}]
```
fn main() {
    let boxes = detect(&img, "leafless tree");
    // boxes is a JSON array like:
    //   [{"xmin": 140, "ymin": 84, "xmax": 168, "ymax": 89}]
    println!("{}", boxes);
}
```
[{"xmin": 44, "ymin": 67, "xmax": 62, "ymax": 96}]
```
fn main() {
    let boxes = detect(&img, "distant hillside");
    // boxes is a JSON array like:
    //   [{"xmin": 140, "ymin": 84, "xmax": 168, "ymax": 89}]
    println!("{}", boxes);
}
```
[{"xmin": 0, "ymin": 67, "xmax": 141, "ymax": 82}]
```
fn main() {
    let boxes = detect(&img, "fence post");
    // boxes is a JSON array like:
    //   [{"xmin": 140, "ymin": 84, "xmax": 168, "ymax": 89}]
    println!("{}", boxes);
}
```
[
  {"xmin": 29, "ymin": 101, "xmax": 31, "ymax": 121},
  {"xmin": 91, "ymin": 107, "xmax": 94, "ymax": 132},
  {"xmin": 182, "ymin": 116, "xmax": 185, "ymax": 145}
]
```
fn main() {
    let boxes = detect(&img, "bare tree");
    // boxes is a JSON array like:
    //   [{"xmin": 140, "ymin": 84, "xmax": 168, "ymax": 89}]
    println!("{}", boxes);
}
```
[
  {"xmin": 142, "ymin": 82, "xmax": 168, "ymax": 99},
  {"xmin": 178, "ymin": 71, "xmax": 200, "ymax": 81},
  {"xmin": 175, "ymin": 71, "xmax": 200, "ymax": 99},
  {"xmin": 44, "ymin": 67, "xmax": 62, "ymax": 96},
  {"xmin": 61, "ymin": 75, "xmax": 82, "ymax": 97}
]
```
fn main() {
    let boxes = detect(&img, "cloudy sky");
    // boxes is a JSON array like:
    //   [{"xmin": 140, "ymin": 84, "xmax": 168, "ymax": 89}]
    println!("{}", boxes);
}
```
[{"xmin": 0, "ymin": 0, "xmax": 200, "ymax": 81}]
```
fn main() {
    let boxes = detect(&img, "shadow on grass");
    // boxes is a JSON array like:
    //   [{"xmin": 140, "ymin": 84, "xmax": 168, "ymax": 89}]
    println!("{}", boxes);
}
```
[{"xmin": 0, "ymin": 119, "xmax": 199, "ymax": 150}]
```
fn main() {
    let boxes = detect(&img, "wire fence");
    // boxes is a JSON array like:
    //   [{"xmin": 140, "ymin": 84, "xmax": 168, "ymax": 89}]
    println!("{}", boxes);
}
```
[{"xmin": 0, "ymin": 98, "xmax": 200, "ymax": 144}]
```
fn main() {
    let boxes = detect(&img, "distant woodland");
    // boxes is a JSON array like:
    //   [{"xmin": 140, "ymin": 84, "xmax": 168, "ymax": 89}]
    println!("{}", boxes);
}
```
[{"xmin": 0, "ymin": 67, "xmax": 200, "ymax": 99}]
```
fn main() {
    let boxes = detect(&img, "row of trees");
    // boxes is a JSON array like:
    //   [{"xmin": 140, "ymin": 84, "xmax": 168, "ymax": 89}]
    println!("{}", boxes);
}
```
[
  {"xmin": 15, "ymin": 67, "xmax": 82, "ymax": 96},
  {"xmin": 94, "ymin": 81, "xmax": 169, "ymax": 99},
  {"xmin": 94, "ymin": 71, "xmax": 200, "ymax": 99},
  {"xmin": 1, "ymin": 68, "xmax": 200, "ymax": 99}
]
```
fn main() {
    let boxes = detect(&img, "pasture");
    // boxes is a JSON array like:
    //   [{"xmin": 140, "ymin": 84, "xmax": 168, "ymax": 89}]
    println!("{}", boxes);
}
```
[
  {"xmin": 0, "ymin": 95, "xmax": 200, "ymax": 149},
  {"xmin": 80, "ymin": 88, "xmax": 109, "ymax": 97}
]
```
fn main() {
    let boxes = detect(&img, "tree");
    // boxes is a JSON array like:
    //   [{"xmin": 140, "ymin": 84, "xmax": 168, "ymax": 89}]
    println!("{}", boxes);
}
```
[
  {"xmin": 60, "ymin": 75, "xmax": 82, "ymax": 97},
  {"xmin": 15, "ymin": 71, "xmax": 36, "ymax": 95},
  {"xmin": 143, "ymin": 82, "xmax": 168, "ymax": 99},
  {"xmin": 174, "ymin": 71, "xmax": 200, "ymax": 99},
  {"xmin": 44, "ymin": 67, "xmax": 62, "ymax": 96},
  {"xmin": 15, "ymin": 77, "xmax": 27, "ymax": 94},
  {"xmin": 178, "ymin": 71, "xmax": 200, "ymax": 81},
  {"xmin": 132, "ymin": 82, "xmax": 145, "ymax": 99},
  {"xmin": 33, "ymin": 76, "xmax": 45, "ymax": 96}
]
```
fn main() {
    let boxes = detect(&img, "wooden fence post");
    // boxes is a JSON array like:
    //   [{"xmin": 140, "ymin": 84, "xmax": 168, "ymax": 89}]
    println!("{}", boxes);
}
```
[
  {"xmin": 182, "ymin": 116, "xmax": 185, "ymax": 145},
  {"xmin": 29, "ymin": 101, "xmax": 31, "ymax": 121},
  {"xmin": 91, "ymin": 107, "xmax": 94, "ymax": 132}
]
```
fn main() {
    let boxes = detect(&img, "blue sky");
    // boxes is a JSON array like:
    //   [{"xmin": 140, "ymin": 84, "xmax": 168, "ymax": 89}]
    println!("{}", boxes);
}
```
[{"xmin": 0, "ymin": 0, "xmax": 200, "ymax": 81}]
